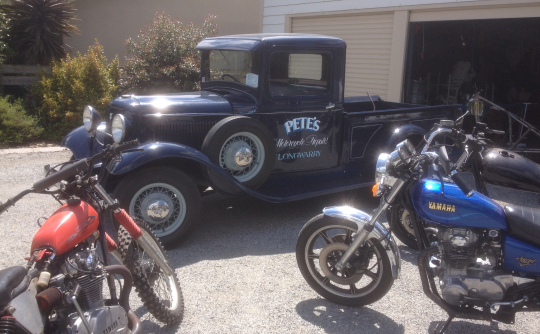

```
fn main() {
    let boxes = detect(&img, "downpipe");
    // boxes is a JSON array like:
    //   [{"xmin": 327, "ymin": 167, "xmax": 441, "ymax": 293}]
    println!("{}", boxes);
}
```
[
  {"xmin": 417, "ymin": 247, "xmax": 492, "ymax": 322},
  {"xmin": 104, "ymin": 265, "xmax": 141, "ymax": 334}
]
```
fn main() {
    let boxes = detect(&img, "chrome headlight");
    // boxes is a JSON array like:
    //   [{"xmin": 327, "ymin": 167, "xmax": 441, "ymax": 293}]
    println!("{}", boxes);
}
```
[
  {"xmin": 375, "ymin": 153, "xmax": 390, "ymax": 184},
  {"xmin": 389, "ymin": 139, "xmax": 416, "ymax": 167},
  {"xmin": 82, "ymin": 105, "xmax": 102, "ymax": 133},
  {"xmin": 111, "ymin": 114, "xmax": 126, "ymax": 143}
]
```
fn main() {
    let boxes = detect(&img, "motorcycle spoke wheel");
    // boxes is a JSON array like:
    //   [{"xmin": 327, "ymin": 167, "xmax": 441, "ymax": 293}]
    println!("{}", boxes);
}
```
[
  {"xmin": 118, "ymin": 219, "xmax": 184, "ymax": 324},
  {"xmin": 296, "ymin": 215, "xmax": 394, "ymax": 307}
]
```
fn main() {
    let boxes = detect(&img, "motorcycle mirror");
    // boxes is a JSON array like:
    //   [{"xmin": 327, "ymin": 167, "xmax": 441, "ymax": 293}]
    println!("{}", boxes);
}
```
[
  {"xmin": 467, "ymin": 99, "xmax": 484, "ymax": 117},
  {"xmin": 438, "ymin": 146, "xmax": 451, "ymax": 176}
]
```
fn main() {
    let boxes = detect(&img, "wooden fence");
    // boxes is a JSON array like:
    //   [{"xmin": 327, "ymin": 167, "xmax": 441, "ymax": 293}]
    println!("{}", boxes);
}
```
[{"xmin": 0, "ymin": 64, "xmax": 50, "ymax": 93}]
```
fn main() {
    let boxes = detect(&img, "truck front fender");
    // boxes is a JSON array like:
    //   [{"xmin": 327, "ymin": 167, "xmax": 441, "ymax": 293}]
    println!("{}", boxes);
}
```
[
  {"xmin": 61, "ymin": 123, "xmax": 106, "ymax": 160},
  {"xmin": 111, "ymin": 142, "xmax": 282, "ymax": 203},
  {"xmin": 384, "ymin": 124, "xmax": 426, "ymax": 151},
  {"xmin": 323, "ymin": 206, "xmax": 401, "ymax": 279}
]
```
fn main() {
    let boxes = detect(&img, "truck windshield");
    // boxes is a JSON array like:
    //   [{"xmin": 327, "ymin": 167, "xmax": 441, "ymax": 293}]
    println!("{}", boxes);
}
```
[{"xmin": 202, "ymin": 50, "xmax": 260, "ymax": 89}]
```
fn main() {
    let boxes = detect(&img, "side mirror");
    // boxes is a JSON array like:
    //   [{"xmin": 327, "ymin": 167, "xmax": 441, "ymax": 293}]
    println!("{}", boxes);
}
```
[
  {"xmin": 467, "ymin": 99, "xmax": 484, "ymax": 117},
  {"xmin": 438, "ymin": 146, "xmax": 451, "ymax": 176}
]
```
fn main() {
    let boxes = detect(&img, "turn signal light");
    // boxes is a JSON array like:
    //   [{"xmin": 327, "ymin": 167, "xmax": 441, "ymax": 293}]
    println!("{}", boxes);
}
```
[{"xmin": 372, "ymin": 183, "xmax": 379, "ymax": 197}]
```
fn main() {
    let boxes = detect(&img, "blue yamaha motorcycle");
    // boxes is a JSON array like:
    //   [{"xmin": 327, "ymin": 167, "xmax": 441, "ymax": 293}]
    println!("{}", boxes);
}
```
[{"xmin": 296, "ymin": 121, "xmax": 540, "ymax": 333}]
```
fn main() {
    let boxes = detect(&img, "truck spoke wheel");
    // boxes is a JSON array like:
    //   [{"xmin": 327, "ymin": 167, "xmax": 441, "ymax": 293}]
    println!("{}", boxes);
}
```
[
  {"xmin": 202, "ymin": 116, "xmax": 276, "ymax": 188},
  {"xmin": 114, "ymin": 167, "xmax": 201, "ymax": 248}
]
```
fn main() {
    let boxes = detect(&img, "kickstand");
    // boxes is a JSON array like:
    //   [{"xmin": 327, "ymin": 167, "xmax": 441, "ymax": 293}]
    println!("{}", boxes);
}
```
[{"xmin": 434, "ymin": 315, "xmax": 454, "ymax": 334}]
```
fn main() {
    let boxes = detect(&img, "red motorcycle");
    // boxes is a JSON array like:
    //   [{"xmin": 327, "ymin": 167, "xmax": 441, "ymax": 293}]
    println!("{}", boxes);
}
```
[{"xmin": 0, "ymin": 139, "xmax": 183, "ymax": 334}]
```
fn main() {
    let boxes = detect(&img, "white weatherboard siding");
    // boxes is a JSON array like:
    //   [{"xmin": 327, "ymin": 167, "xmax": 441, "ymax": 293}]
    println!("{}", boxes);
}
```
[
  {"xmin": 292, "ymin": 13, "xmax": 394, "ymax": 99},
  {"xmin": 265, "ymin": 0, "xmax": 540, "ymax": 102},
  {"xmin": 263, "ymin": 0, "xmax": 482, "ymax": 32}
]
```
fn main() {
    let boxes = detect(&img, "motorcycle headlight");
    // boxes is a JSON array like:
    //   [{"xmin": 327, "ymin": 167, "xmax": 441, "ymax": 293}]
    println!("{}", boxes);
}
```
[
  {"xmin": 111, "ymin": 114, "xmax": 126, "ymax": 143},
  {"xmin": 82, "ymin": 105, "xmax": 102, "ymax": 133},
  {"xmin": 375, "ymin": 153, "xmax": 390, "ymax": 184}
]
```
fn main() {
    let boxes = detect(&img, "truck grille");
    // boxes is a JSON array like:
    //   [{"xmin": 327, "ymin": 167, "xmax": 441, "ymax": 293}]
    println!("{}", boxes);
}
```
[{"xmin": 152, "ymin": 120, "xmax": 217, "ymax": 150}]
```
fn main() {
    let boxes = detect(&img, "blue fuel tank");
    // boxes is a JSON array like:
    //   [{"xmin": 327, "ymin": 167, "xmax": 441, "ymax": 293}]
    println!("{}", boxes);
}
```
[{"xmin": 412, "ymin": 179, "xmax": 507, "ymax": 230}]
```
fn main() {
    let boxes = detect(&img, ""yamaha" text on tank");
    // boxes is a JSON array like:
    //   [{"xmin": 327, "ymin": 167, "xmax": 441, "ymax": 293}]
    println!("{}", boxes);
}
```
[{"xmin": 284, "ymin": 117, "xmax": 320, "ymax": 135}]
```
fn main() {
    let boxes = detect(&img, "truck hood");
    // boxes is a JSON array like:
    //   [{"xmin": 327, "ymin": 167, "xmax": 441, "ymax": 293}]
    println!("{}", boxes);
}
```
[{"xmin": 109, "ymin": 91, "xmax": 233, "ymax": 116}]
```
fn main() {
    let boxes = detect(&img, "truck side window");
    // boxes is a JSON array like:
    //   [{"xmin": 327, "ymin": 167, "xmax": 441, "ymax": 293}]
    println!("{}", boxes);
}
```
[
  {"xmin": 205, "ymin": 50, "xmax": 259, "ymax": 88},
  {"xmin": 269, "ymin": 51, "xmax": 330, "ymax": 98}
]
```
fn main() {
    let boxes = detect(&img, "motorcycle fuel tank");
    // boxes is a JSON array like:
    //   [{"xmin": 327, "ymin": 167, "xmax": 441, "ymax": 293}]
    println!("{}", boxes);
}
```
[
  {"xmin": 481, "ymin": 148, "xmax": 540, "ymax": 193},
  {"xmin": 412, "ymin": 179, "xmax": 507, "ymax": 230},
  {"xmin": 31, "ymin": 200, "xmax": 99, "ymax": 255}
]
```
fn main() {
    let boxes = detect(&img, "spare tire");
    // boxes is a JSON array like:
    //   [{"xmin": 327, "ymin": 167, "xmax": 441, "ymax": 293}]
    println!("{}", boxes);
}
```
[{"xmin": 202, "ymin": 116, "xmax": 276, "ymax": 188}]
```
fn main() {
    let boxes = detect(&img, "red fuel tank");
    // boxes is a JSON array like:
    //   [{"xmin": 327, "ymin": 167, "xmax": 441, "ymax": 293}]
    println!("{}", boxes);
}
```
[{"xmin": 31, "ymin": 201, "xmax": 99, "ymax": 255}]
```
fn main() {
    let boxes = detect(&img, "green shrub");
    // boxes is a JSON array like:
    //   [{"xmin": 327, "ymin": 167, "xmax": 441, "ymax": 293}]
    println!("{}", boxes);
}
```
[
  {"xmin": 30, "ymin": 40, "xmax": 119, "ymax": 139},
  {"xmin": 0, "ymin": 96, "xmax": 42, "ymax": 146},
  {"xmin": 120, "ymin": 13, "xmax": 218, "ymax": 94}
]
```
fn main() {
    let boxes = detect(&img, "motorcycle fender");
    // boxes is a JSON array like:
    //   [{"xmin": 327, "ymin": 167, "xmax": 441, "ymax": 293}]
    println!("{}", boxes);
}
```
[
  {"xmin": 61, "ymin": 123, "xmax": 106, "ymax": 160},
  {"xmin": 11, "ymin": 278, "xmax": 45, "ymax": 334},
  {"xmin": 323, "ymin": 206, "xmax": 401, "ymax": 279},
  {"xmin": 111, "ymin": 142, "xmax": 282, "ymax": 202}
]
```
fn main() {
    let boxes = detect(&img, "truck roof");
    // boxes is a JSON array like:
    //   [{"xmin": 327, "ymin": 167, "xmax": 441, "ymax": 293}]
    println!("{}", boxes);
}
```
[{"xmin": 196, "ymin": 33, "xmax": 346, "ymax": 51}]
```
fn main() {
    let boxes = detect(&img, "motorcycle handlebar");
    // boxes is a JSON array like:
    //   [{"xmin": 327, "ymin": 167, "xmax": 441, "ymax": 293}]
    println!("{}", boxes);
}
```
[
  {"xmin": 31, "ymin": 140, "xmax": 140, "ymax": 193},
  {"xmin": 33, "ymin": 158, "xmax": 89, "ymax": 193},
  {"xmin": 111, "ymin": 140, "xmax": 140, "ymax": 154}
]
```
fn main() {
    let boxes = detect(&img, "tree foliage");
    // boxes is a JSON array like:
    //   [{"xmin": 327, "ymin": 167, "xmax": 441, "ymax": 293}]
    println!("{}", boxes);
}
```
[
  {"xmin": 0, "ymin": 96, "xmax": 43, "ymax": 146},
  {"xmin": 1, "ymin": 0, "xmax": 78, "ymax": 65},
  {"xmin": 30, "ymin": 40, "xmax": 119, "ymax": 139},
  {"xmin": 120, "ymin": 13, "xmax": 218, "ymax": 94}
]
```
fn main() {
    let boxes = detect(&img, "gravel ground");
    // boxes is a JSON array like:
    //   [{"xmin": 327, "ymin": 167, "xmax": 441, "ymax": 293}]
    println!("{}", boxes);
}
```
[{"xmin": 1, "ymin": 151, "xmax": 540, "ymax": 334}]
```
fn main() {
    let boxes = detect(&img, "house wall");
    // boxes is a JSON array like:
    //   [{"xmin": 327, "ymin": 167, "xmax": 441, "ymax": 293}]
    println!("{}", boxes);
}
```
[
  {"xmin": 262, "ymin": 0, "xmax": 540, "ymax": 101},
  {"xmin": 69, "ymin": 0, "xmax": 263, "ymax": 62}
]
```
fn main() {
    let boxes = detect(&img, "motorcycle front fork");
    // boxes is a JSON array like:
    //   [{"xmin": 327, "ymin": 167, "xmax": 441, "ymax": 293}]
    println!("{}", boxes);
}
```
[
  {"xmin": 93, "ymin": 183, "xmax": 174, "ymax": 276},
  {"xmin": 334, "ymin": 179, "xmax": 405, "ymax": 271}
]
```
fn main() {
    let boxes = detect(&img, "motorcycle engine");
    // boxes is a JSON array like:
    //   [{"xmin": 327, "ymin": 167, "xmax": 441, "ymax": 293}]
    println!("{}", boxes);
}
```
[
  {"xmin": 434, "ymin": 227, "xmax": 514, "ymax": 306},
  {"xmin": 50, "ymin": 245, "xmax": 130, "ymax": 334},
  {"xmin": 65, "ymin": 305, "xmax": 129, "ymax": 334}
]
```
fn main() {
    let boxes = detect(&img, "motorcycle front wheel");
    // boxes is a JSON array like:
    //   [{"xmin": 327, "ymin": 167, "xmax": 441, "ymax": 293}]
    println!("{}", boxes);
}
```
[
  {"xmin": 296, "ymin": 214, "xmax": 394, "ymax": 307},
  {"xmin": 118, "ymin": 219, "xmax": 184, "ymax": 324}
]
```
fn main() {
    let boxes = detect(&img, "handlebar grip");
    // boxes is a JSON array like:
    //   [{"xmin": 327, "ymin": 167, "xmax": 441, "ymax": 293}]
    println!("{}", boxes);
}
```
[
  {"xmin": 33, "ymin": 158, "xmax": 88, "ymax": 192},
  {"xmin": 451, "ymin": 173, "xmax": 475, "ymax": 197},
  {"xmin": 487, "ymin": 129, "xmax": 505, "ymax": 136}
]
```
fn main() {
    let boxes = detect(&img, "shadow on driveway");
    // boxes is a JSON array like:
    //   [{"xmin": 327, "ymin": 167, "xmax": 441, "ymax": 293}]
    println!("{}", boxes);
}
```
[{"xmin": 296, "ymin": 298, "xmax": 404, "ymax": 334}]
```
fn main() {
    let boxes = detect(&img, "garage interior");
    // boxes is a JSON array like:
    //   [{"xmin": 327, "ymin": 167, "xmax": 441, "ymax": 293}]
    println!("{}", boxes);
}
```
[{"xmin": 404, "ymin": 17, "xmax": 540, "ymax": 139}]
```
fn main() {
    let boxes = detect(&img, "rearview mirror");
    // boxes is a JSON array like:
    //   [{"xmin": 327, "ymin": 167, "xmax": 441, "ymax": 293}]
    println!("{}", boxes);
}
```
[{"xmin": 467, "ymin": 99, "xmax": 484, "ymax": 117}]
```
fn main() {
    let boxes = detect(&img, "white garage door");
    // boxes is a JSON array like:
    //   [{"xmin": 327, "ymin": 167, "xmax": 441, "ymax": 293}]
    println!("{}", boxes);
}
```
[{"xmin": 292, "ymin": 13, "xmax": 394, "ymax": 99}]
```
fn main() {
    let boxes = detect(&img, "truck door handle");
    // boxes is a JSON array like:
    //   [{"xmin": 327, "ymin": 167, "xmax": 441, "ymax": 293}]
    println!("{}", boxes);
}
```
[{"xmin": 326, "ymin": 102, "xmax": 335, "ymax": 109}]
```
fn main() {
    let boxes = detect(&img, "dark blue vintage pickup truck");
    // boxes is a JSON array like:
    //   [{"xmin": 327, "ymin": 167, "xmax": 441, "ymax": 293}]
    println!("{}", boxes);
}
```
[{"xmin": 62, "ymin": 34, "xmax": 463, "ymax": 247}]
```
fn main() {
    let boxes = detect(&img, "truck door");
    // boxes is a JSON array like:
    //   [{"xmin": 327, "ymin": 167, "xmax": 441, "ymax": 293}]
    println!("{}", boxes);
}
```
[{"xmin": 263, "ymin": 48, "xmax": 342, "ymax": 173}]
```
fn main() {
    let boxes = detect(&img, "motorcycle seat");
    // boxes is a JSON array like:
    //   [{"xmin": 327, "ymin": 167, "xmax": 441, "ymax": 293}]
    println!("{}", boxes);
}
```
[
  {"xmin": 0, "ymin": 266, "xmax": 28, "ymax": 310},
  {"xmin": 504, "ymin": 205, "xmax": 540, "ymax": 246}
]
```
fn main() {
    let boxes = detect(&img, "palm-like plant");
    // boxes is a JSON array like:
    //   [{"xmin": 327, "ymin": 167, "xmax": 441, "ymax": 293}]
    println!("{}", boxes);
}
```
[{"xmin": 2, "ymin": 0, "xmax": 78, "ymax": 65}]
